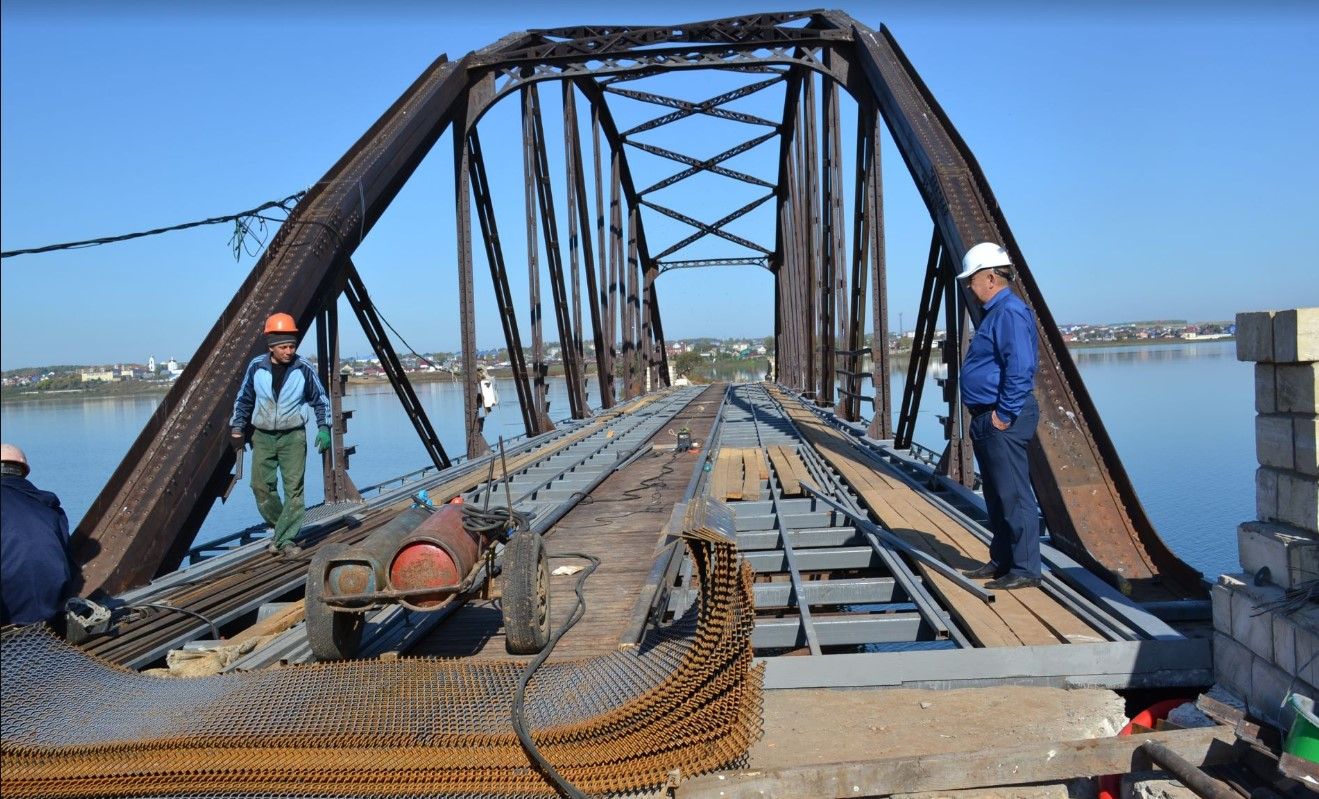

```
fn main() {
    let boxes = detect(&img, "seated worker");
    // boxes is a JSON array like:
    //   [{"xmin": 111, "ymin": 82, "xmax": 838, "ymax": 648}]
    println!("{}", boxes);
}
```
[{"xmin": 1, "ymin": 443, "xmax": 76, "ymax": 626}]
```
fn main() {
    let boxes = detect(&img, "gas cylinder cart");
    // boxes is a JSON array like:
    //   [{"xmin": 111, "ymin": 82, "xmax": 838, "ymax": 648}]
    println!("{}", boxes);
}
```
[{"xmin": 304, "ymin": 494, "xmax": 548, "ymax": 661}]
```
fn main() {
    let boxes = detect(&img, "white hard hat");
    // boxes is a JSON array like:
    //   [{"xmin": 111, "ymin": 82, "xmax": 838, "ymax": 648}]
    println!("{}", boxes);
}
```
[
  {"xmin": 0, "ymin": 443, "xmax": 30, "ymax": 478},
  {"xmin": 957, "ymin": 242, "xmax": 1012, "ymax": 280}
]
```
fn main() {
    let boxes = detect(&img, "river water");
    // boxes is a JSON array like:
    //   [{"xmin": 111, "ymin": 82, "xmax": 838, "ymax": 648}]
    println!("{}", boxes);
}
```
[{"xmin": 1, "ymin": 340, "xmax": 1252, "ymax": 580}]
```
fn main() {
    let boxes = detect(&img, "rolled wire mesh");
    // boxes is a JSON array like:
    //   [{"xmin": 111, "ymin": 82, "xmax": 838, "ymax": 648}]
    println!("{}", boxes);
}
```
[{"xmin": 1, "ymin": 534, "xmax": 762, "ymax": 798}]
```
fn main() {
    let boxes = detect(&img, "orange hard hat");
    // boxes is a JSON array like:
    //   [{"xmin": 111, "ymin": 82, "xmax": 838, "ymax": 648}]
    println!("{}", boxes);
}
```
[{"xmin": 264, "ymin": 313, "xmax": 298, "ymax": 334}]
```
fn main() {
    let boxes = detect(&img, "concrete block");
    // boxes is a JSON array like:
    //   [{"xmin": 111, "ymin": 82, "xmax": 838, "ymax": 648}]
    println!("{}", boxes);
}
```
[
  {"xmin": 1236, "ymin": 310, "xmax": 1275, "ymax": 363},
  {"xmin": 1276, "ymin": 362, "xmax": 1319, "ymax": 413},
  {"xmin": 1273, "ymin": 605, "xmax": 1319, "ymax": 685},
  {"xmin": 1211, "ymin": 582, "xmax": 1233, "ymax": 636},
  {"xmin": 1213, "ymin": 631, "xmax": 1253, "ymax": 700},
  {"xmin": 1229, "ymin": 578, "xmax": 1283, "ymax": 661},
  {"xmin": 1277, "ymin": 470, "xmax": 1319, "ymax": 533},
  {"xmin": 1250, "ymin": 656, "xmax": 1298, "ymax": 727},
  {"xmin": 1256, "ymin": 414, "xmax": 1296, "ymax": 470},
  {"xmin": 1257, "ymin": 467, "xmax": 1280, "ymax": 522},
  {"xmin": 1273, "ymin": 306, "xmax": 1319, "ymax": 363},
  {"xmin": 1299, "ymin": 416, "xmax": 1319, "ymax": 478},
  {"xmin": 1255, "ymin": 364, "xmax": 1277, "ymax": 414},
  {"xmin": 1238, "ymin": 520, "xmax": 1319, "ymax": 590}
]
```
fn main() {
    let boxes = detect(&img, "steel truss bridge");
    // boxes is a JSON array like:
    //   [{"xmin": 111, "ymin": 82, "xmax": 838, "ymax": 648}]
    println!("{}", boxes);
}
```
[{"xmin": 69, "ymin": 10, "xmax": 1203, "ymax": 603}]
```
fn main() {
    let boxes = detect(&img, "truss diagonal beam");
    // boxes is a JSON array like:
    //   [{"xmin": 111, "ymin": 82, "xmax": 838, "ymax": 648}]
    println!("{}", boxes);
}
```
[
  {"xmin": 645, "ymin": 193, "xmax": 774, "ymax": 259},
  {"xmin": 632, "ymin": 131, "xmax": 779, "ymax": 195},
  {"xmin": 619, "ymin": 81, "xmax": 781, "ymax": 136}
]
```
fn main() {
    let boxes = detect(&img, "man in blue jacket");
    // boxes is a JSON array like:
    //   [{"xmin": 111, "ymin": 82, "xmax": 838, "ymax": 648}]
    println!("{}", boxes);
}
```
[
  {"xmin": 1, "ymin": 443, "xmax": 76, "ymax": 626},
  {"xmin": 230, "ymin": 313, "xmax": 331, "ymax": 556},
  {"xmin": 955, "ymin": 242, "xmax": 1042, "ymax": 591}
]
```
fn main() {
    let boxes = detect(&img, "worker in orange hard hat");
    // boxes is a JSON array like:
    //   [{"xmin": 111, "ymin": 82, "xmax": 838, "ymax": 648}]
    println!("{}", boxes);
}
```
[
  {"xmin": 2, "ymin": 443, "xmax": 78, "ymax": 626},
  {"xmin": 228, "ymin": 313, "xmax": 332, "ymax": 557}
]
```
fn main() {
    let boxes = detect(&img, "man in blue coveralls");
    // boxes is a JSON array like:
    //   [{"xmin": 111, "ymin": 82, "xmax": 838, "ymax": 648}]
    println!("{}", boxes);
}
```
[
  {"xmin": 1, "ymin": 443, "xmax": 76, "ymax": 626},
  {"xmin": 955, "ymin": 242, "xmax": 1042, "ymax": 590}
]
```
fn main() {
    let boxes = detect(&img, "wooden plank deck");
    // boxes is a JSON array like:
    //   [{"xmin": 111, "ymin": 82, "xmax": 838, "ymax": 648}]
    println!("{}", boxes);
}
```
[{"xmin": 408, "ymin": 385, "xmax": 726, "ymax": 661}]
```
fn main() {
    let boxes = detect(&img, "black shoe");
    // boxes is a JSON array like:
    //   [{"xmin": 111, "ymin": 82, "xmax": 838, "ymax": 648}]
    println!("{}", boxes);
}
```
[
  {"xmin": 985, "ymin": 574, "xmax": 1041, "ymax": 591},
  {"xmin": 961, "ymin": 563, "xmax": 1004, "ymax": 579}
]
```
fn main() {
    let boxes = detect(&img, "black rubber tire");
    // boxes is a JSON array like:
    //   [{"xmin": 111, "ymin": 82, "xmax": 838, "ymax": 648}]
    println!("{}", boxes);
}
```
[
  {"xmin": 306, "ymin": 543, "xmax": 365, "ymax": 661},
  {"xmin": 501, "ymin": 531, "xmax": 550, "ymax": 654}
]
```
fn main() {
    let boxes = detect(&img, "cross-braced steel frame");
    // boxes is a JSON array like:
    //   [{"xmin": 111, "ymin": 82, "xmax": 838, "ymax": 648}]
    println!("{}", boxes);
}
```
[{"xmin": 70, "ymin": 11, "xmax": 1203, "ymax": 604}]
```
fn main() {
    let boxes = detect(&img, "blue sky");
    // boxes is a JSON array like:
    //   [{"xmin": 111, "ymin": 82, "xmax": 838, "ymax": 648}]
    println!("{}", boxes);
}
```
[{"xmin": 2, "ymin": 1, "xmax": 1316, "ymax": 369}]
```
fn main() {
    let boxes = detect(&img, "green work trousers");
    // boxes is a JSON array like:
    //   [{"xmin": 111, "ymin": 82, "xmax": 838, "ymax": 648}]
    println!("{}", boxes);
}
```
[{"xmin": 249, "ymin": 427, "xmax": 307, "ymax": 547}]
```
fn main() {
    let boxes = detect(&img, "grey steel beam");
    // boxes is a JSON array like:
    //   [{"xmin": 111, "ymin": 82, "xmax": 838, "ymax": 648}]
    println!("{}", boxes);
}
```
[
  {"xmin": 735, "ymin": 526, "xmax": 862, "ymax": 551},
  {"xmin": 742, "ymin": 546, "xmax": 878, "ymax": 574},
  {"xmin": 762, "ymin": 637, "xmax": 1213, "ymax": 690},
  {"xmin": 753, "ymin": 577, "xmax": 897, "ymax": 608},
  {"xmin": 754, "ymin": 614, "xmax": 923, "ymax": 649}
]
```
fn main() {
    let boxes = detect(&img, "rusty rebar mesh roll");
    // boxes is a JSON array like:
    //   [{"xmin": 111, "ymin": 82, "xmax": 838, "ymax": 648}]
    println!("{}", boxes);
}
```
[{"xmin": 1, "ymin": 538, "xmax": 762, "ymax": 798}]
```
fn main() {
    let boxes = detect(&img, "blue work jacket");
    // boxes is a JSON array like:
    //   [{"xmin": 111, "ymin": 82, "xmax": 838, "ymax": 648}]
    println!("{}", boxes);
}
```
[
  {"xmin": 961, "ymin": 288, "xmax": 1039, "ymax": 422},
  {"xmin": 229, "ymin": 354, "xmax": 330, "ymax": 433},
  {"xmin": 1, "ymin": 476, "xmax": 74, "ymax": 625}
]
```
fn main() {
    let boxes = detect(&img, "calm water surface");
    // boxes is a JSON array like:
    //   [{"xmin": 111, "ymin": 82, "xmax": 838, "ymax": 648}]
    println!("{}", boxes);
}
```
[{"xmin": 1, "ymin": 341, "xmax": 1252, "ymax": 580}]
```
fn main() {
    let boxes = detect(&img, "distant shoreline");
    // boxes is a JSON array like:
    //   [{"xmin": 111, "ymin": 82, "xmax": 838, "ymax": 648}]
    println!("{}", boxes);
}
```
[{"xmin": 1, "ymin": 336, "xmax": 1235, "ymax": 404}]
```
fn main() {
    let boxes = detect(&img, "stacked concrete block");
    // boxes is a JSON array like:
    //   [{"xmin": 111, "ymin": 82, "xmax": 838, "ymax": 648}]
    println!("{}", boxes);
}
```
[
  {"xmin": 1236, "ymin": 307, "xmax": 1319, "ymax": 581},
  {"xmin": 1212, "ymin": 307, "xmax": 1319, "ymax": 729}
]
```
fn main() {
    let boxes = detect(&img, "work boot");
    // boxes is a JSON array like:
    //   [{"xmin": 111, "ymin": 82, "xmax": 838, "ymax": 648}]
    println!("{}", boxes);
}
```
[
  {"xmin": 985, "ymin": 574, "xmax": 1040, "ymax": 591},
  {"xmin": 281, "ymin": 543, "xmax": 303, "ymax": 558},
  {"xmin": 961, "ymin": 562, "xmax": 1004, "ymax": 579},
  {"xmin": 265, "ymin": 541, "xmax": 280, "ymax": 555}
]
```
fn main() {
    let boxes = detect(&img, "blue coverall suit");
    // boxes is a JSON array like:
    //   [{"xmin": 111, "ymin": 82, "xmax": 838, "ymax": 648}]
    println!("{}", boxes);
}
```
[
  {"xmin": 961, "ymin": 288, "xmax": 1042, "ymax": 579},
  {"xmin": 229, "ymin": 354, "xmax": 330, "ymax": 548},
  {"xmin": 1, "ymin": 475, "xmax": 74, "ymax": 625}
]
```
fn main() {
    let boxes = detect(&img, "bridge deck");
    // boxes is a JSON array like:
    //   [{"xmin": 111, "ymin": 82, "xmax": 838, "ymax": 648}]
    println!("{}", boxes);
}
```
[{"xmin": 409, "ymin": 384, "xmax": 724, "ymax": 660}]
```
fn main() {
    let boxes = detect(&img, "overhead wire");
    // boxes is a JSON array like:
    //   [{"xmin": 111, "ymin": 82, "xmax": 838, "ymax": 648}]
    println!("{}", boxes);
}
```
[{"xmin": 0, "ymin": 192, "xmax": 307, "ymax": 260}]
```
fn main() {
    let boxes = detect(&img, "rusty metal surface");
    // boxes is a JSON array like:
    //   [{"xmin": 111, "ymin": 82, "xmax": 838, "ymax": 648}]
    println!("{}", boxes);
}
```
[{"xmin": 1, "ymin": 528, "xmax": 761, "ymax": 798}]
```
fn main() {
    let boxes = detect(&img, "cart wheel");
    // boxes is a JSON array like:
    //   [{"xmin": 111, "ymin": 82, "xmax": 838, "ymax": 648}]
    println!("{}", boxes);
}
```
[
  {"xmin": 306, "ymin": 543, "xmax": 365, "ymax": 661},
  {"xmin": 502, "ymin": 531, "xmax": 550, "ymax": 654}
]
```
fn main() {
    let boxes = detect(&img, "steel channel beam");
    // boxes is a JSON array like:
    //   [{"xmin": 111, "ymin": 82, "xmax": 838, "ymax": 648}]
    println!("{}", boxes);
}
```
[
  {"xmin": 754, "ymin": 613, "xmax": 923, "ymax": 649},
  {"xmin": 753, "ymin": 577, "xmax": 897, "ymax": 608},
  {"xmin": 736, "ymin": 526, "xmax": 862, "ymax": 551},
  {"xmin": 521, "ymin": 87, "xmax": 554, "ymax": 432},
  {"xmin": 894, "ymin": 231, "xmax": 942, "ymax": 449},
  {"xmin": 454, "ymin": 95, "xmax": 491, "ymax": 461}
]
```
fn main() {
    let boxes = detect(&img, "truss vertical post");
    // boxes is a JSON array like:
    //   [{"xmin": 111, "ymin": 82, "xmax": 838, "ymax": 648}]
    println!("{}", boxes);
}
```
[
  {"xmin": 314, "ymin": 302, "xmax": 360, "ymax": 503},
  {"xmin": 343, "ymin": 263, "xmax": 451, "ymax": 470},
  {"xmin": 648, "ymin": 279, "xmax": 670, "ymax": 387},
  {"xmin": 641, "ymin": 256, "xmax": 655, "ymax": 391},
  {"xmin": 801, "ymin": 73, "xmax": 819, "ymax": 397},
  {"xmin": 818, "ymin": 71, "xmax": 843, "ymax": 407},
  {"xmin": 467, "ymin": 128, "xmax": 537, "ymax": 437},
  {"xmin": 894, "ymin": 231, "xmax": 945, "ymax": 450},
  {"xmin": 771, "ymin": 66, "xmax": 806, "ymax": 388},
  {"xmin": 564, "ymin": 83, "xmax": 611, "ymax": 409},
  {"xmin": 865, "ymin": 105, "xmax": 892, "ymax": 440},
  {"xmin": 521, "ymin": 87, "xmax": 553, "ymax": 430},
  {"xmin": 609, "ymin": 146, "xmax": 624, "ymax": 401},
  {"xmin": 592, "ymin": 105, "xmax": 615, "ymax": 407},
  {"xmin": 453, "ymin": 107, "xmax": 490, "ymax": 461},
  {"xmin": 840, "ymin": 103, "xmax": 873, "ymax": 423},
  {"xmin": 938, "ymin": 250, "xmax": 975, "ymax": 486},
  {"xmin": 562, "ymin": 86, "xmax": 585, "ymax": 395},
  {"xmin": 524, "ymin": 84, "xmax": 587, "ymax": 419},
  {"xmin": 625, "ymin": 205, "xmax": 642, "ymax": 399}
]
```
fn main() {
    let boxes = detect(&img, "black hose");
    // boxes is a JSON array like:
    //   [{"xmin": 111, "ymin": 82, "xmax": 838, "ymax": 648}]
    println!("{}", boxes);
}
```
[
  {"xmin": 461, "ymin": 504, "xmax": 532, "ymax": 542},
  {"xmin": 509, "ymin": 551, "xmax": 600, "ymax": 799},
  {"xmin": 125, "ymin": 602, "xmax": 222, "ymax": 642}
]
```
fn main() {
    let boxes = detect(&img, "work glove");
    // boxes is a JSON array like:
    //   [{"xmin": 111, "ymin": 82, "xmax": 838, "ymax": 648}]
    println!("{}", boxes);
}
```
[
  {"xmin": 230, "ymin": 428, "xmax": 246, "ymax": 451},
  {"xmin": 315, "ymin": 427, "xmax": 331, "ymax": 453}
]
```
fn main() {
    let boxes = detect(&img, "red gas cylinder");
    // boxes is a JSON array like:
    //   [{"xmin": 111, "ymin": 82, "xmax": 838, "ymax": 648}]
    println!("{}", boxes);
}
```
[{"xmin": 388, "ymin": 504, "xmax": 482, "ymax": 609}]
